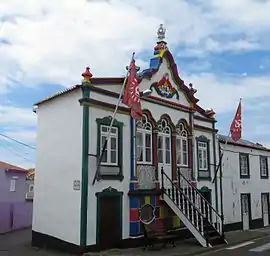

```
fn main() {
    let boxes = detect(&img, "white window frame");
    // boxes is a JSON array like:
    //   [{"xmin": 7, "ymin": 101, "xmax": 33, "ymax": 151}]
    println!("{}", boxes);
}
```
[
  {"xmin": 100, "ymin": 125, "xmax": 118, "ymax": 166},
  {"xmin": 10, "ymin": 177, "xmax": 17, "ymax": 192},
  {"xmin": 260, "ymin": 156, "xmax": 268, "ymax": 178},
  {"xmin": 239, "ymin": 153, "xmax": 249, "ymax": 177},
  {"xmin": 136, "ymin": 129, "xmax": 152, "ymax": 164},
  {"xmin": 157, "ymin": 119, "xmax": 171, "ymax": 165},
  {"xmin": 198, "ymin": 141, "xmax": 208, "ymax": 170},
  {"xmin": 176, "ymin": 124, "xmax": 189, "ymax": 167}
]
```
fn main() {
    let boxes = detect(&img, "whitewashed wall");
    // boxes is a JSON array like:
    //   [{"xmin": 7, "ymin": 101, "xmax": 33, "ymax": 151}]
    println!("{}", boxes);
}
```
[
  {"xmin": 221, "ymin": 143, "xmax": 270, "ymax": 224},
  {"xmin": 33, "ymin": 89, "xmax": 83, "ymax": 245},
  {"xmin": 86, "ymin": 107, "xmax": 131, "ymax": 246}
]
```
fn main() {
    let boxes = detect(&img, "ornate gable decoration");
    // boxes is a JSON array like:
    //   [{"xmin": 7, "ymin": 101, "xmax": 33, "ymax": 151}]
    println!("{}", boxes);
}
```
[{"xmin": 150, "ymin": 73, "xmax": 179, "ymax": 99}]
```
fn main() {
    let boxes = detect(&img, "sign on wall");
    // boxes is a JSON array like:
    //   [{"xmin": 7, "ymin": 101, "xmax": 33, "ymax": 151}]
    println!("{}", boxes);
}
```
[{"xmin": 73, "ymin": 180, "xmax": 81, "ymax": 191}]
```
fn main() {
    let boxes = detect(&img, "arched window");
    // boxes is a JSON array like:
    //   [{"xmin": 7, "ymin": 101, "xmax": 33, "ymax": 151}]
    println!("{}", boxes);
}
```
[
  {"xmin": 157, "ymin": 119, "xmax": 171, "ymax": 164},
  {"xmin": 176, "ymin": 123, "xmax": 188, "ymax": 167},
  {"xmin": 136, "ymin": 114, "xmax": 152, "ymax": 164}
]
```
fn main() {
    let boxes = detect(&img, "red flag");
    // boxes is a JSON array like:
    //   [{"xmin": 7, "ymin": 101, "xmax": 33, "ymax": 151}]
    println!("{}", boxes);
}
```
[
  {"xmin": 122, "ymin": 57, "xmax": 142, "ymax": 119},
  {"xmin": 230, "ymin": 99, "xmax": 242, "ymax": 141}
]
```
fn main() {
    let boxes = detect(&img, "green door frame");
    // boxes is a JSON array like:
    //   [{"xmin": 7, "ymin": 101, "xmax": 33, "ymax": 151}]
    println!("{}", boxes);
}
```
[{"xmin": 96, "ymin": 187, "xmax": 123, "ymax": 247}]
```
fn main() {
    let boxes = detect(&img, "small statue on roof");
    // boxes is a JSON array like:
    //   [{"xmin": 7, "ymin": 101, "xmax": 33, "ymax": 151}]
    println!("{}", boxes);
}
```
[
  {"xmin": 189, "ymin": 83, "xmax": 197, "ymax": 95},
  {"xmin": 205, "ymin": 108, "xmax": 216, "ymax": 118}
]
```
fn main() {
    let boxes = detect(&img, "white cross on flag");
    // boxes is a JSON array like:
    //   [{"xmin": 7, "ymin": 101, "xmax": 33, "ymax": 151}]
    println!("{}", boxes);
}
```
[{"xmin": 230, "ymin": 99, "xmax": 242, "ymax": 141}]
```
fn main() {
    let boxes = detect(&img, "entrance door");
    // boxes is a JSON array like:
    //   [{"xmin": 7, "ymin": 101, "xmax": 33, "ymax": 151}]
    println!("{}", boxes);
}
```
[
  {"xmin": 262, "ymin": 193, "xmax": 269, "ymax": 227},
  {"xmin": 97, "ymin": 194, "xmax": 122, "ymax": 249},
  {"xmin": 241, "ymin": 194, "xmax": 251, "ymax": 230},
  {"xmin": 157, "ymin": 133, "xmax": 172, "ymax": 189}
]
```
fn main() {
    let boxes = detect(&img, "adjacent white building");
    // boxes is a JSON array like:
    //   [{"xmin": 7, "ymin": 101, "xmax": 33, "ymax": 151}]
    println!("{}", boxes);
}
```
[{"xmin": 219, "ymin": 135, "xmax": 270, "ymax": 231}]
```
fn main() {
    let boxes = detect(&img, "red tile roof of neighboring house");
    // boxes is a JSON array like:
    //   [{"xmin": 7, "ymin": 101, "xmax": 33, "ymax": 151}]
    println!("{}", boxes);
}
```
[
  {"xmin": 0, "ymin": 161, "xmax": 28, "ymax": 172},
  {"xmin": 26, "ymin": 168, "xmax": 35, "ymax": 179}
]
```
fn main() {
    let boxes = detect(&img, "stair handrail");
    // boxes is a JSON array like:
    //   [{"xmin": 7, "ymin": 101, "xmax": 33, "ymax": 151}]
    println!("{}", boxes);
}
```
[
  {"xmin": 177, "ymin": 168, "xmax": 222, "ymax": 219},
  {"xmin": 161, "ymin": 169, "xmax": 205, "ymax": 220}
]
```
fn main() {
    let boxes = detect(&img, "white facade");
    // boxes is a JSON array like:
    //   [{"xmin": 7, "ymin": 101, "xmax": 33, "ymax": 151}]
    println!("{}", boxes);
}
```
[
  {"xmin": 220, "ymin": 137, "xmax": 270, "ymax": 229},
  {"xmin": 83, "ymin": 57, "xmax": 219, "ymax": 245},
  {"xmin": 33, "ymin": 89, "xmax": 83, "ymax": 245}
]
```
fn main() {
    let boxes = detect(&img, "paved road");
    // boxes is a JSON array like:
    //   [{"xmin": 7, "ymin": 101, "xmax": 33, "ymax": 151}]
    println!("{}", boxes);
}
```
[
  {"xmin": 0, "ymin": 229, "xmax": 71, "ymax": 256},
  {"xmin": 200, "ymin": 236, "xmax": 270, "ymax": 256},
  {"xmin": 1, "ymin": 228, "xmax": 270, "ymax": 255}
]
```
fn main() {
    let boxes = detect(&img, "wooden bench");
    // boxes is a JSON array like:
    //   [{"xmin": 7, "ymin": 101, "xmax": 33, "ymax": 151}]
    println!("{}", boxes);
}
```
[{"xmin": 143, "ymin": 221, "xmax": 177, "ymax": 250}]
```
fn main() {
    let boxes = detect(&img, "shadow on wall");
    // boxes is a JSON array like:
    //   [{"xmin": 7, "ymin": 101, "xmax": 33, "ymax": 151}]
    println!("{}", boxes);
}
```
[{"xmin": 0, "ymin": 202, "xmax": 33, "ymax": 234}]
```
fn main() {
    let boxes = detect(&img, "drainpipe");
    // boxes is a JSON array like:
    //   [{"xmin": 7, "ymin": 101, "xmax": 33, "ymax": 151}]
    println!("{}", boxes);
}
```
[
  {"xmin": 212, "ymin": 122, "xmax": 219, "ymax": 214},
  {"xmin": 219, "ymin": 142, "xmax": 225, "ymax": 236},
  {"xmin": 189, "ymin": 110, "xmax": 194, "ymax": 180}
]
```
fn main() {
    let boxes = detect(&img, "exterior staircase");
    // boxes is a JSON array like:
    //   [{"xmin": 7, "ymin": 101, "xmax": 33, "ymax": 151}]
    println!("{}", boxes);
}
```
[{"xmin": 161, "ymin": 167, "xmax": 227, "ymax": 247}]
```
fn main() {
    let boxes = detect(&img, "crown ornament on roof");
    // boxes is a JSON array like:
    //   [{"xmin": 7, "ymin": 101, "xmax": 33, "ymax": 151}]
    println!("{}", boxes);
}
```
[{"xmin": 157, "ymin": 24, "xmax": 166, "ymax": 42}]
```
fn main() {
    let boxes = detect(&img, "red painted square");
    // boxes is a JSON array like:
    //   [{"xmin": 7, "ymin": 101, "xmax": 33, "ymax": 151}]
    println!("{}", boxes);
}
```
[
  {"xmin": 155, "ymin": 218, "xmax": 163, "ymax": 225},
  {"xmin": 130, "ymin": 209, "xmax": 139, "ymax": 221},
  {"xmin": 155, "ymin": 196, "xmax": 160, "ymax": 205}
]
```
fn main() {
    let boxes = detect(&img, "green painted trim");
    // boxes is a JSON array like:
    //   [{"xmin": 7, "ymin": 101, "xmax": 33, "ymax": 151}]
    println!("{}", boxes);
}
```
[
  {"xmin": 196, "ymin": 135, "xmax": 211, "ymax": 180},
  {"xmin": 80, "ymin": 85, "xmax": 91, "ymax": 248},
  {"xmin": 88, "ymin": 84, "xmax": 193, "ymax": 113},
  {"xmin": 79, "ymin": 98, "xmax": 130, "ymax": 114},
  {"xmin": 96, "ymin": 116, "xmax": 124, "ymax": 181},
  {"xmin": 96, "ymin": 187, "xmax": 123, "ymax": 246}
]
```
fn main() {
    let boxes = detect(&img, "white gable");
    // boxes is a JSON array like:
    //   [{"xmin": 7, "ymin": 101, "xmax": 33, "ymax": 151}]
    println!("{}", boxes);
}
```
[{"xmin": 138, "ymin": 58, "xmax": 191, "ymax": 107}]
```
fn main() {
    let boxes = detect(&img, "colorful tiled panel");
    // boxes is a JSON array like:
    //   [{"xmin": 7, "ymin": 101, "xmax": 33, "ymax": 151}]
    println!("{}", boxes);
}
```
[{"xmin": 129, "ymin": 194, "xmax": 181, "ymax": 236}]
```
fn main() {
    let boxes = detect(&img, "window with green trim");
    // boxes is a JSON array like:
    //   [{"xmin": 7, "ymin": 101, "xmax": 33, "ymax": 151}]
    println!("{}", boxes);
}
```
[
  {"xmin": 96, "ymin": 116, "xmax": 124, "ymax": 180},
  {"xmin": 100, "ymin": 125, "xmax": 118, "ymax": 165},
  {"xmin": 196, "ymin": 136, "xmax": 211, "ymax": 179}
]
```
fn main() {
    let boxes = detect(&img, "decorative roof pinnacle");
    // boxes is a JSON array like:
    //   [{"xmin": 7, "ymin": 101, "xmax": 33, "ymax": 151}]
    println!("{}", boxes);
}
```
[
  {"xmin": 81, "ymin": 67, "xmax": 93, "ymax": 83},
  {"xmin": 157, "ymin": 24, "xmax": 166, "ymax": 42}
]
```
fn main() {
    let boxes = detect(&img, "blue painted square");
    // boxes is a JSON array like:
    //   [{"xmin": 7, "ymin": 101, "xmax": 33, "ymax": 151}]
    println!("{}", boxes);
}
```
[
  {"xmin": 150, "ymin": 57, "xmax": 161, "ymax": 69},
  {"xmin": 130, "ymin": 197, "xmax": 139, "ymax": 209},
  {"xmin": 130, "ymin": 222, "xmax": 139, "ymax": 236},
  {"xmin": 164, "ymin": 217, "xmax": 172, "ymax": 229},
  {"xmin": 150, "ymin": 196, "xmax": 155, "ymax": 206},
  {"xmin": 129, "ymin": 183, "xmax": 135, "ymax": 191}
]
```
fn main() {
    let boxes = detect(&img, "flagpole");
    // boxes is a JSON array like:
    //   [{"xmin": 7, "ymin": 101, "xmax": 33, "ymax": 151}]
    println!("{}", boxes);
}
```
[
  {"xmin": 92, "ymin": 52, "xmax": 135, "ymax": 185},
  {"xmin": 212, "ymin": 98, "xmax": 242, "ymax": 184}
]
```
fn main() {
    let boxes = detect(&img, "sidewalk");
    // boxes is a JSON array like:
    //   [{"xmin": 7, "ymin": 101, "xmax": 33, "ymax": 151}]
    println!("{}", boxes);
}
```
[{"xmin": 85, "ymin": 227, "xmax": 270, "ymax": 256}]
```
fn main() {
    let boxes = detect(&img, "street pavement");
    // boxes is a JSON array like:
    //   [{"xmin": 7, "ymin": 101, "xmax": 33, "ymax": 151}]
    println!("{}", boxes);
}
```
[
  {"xmin": 1, "ymin": 227, "xmax": 270, "ymax": 255},
  {"xmin": 199, "ymin": 236, "xmax": 270, "ymax": 255}
]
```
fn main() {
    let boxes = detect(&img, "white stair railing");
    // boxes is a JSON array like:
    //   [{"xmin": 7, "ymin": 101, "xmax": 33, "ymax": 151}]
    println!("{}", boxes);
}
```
[{"xmin": 176, "ymin": 167, "xmax": 224, "ymax": 237}]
